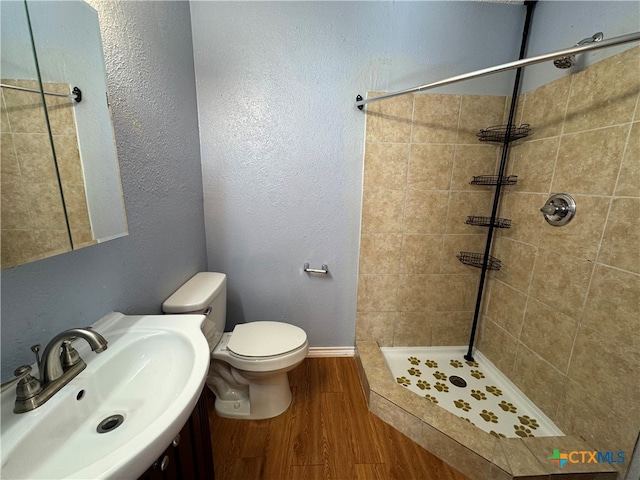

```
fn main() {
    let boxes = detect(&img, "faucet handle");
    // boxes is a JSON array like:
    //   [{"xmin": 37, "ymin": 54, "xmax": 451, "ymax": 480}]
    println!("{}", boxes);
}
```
[
  {"xmin": 60, "ymin": 341, "xmax": 82, "ymax": 370},
  {"xmin": 0, "ymin": 365, "xmax": 32, "ymax": 393},
  {"xmin": 14, "ymin": 366, "xmax": 42, "ymax": 401}
]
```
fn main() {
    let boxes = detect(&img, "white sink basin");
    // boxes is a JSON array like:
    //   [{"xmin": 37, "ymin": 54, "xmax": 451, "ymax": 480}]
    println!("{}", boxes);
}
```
[{"xmin": 0, "ymin": 312, "xmax": 210, "ymax": 479}]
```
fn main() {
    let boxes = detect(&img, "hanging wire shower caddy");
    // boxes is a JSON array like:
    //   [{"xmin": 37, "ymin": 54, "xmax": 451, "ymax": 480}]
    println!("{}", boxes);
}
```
[
  {"xmin": 464, "ymin": 216, "xmax": 512, "ymax": 229},
  {"xmin": 476, "ymin": 124, "xmax": 530, "ymax": 143},
  {"xmin": 457, "ymin": 124, "xmax": 530, "ymax": 270}
]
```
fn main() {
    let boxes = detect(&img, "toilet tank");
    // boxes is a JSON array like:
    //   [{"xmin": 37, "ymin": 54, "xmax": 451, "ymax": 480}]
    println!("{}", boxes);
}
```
[{"xmin": 162, "ymin": 272, "xmax": 227, "ymax": 349}]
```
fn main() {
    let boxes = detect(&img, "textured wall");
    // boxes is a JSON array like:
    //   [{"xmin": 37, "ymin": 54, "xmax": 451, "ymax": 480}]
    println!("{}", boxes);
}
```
[
  {"xmin": 190, "ymin": 1, "xmax": 524, "ymax": 348},
  {"xmin": 0, "ymin": 1, "xmax": 207, "ymax": 379}
]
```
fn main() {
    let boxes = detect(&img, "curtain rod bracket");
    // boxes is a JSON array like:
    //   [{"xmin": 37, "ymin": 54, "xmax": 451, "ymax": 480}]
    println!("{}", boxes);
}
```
[
  {"xmin": 72, "ymin": 86, "xmax": 82, "ymax": 103},
  {"xmin": 356, "ymin": 94, "xmax": 363, "ymax": 110}
]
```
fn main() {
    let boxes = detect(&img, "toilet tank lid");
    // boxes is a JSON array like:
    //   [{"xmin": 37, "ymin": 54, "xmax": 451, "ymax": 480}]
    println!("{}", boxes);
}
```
[{"xmin": 162, "ymin": 272, "xmax": 226, "ymax": 314}]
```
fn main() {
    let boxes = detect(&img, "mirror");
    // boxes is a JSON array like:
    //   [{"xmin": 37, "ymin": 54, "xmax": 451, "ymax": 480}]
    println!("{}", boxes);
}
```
[{"xmin": 0, "ymin": 0, "xmax": 127, "ymax": 270}]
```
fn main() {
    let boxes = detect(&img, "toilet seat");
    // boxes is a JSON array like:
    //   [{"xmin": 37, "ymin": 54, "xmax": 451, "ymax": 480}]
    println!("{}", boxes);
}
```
[{"xmin": 227, "ymin": 321, "xmax": 307, "ymax": 358}]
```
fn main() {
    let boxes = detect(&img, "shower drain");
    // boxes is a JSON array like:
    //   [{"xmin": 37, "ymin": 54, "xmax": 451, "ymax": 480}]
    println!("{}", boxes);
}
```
[
  {"xmin": 449, "ymin": 375, "xmax": 467, "ymax": 388},
  {"xmin": 96, "ymin": 414, "xmax": 125, "ymax": 433}
]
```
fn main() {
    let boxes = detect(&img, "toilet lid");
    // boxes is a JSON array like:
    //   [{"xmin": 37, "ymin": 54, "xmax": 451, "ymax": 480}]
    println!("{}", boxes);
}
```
[{"xmin": 227, "ymin": 321, "xmax": 307, "ymax": 357}]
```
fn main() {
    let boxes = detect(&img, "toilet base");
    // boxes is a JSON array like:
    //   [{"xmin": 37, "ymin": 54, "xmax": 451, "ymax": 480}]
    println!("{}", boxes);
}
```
[{"xmin": 207, "ymin": 370, "xmax": 293, "ymax": 420}]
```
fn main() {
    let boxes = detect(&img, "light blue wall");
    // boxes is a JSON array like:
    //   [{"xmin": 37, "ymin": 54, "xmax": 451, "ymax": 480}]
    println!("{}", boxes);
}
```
[
  {"xmin": 190, "ymin": 2, "xmax": 526, "ymax": 348},
  {"xmin": 0, "ymin": 1, "xmax": 207, "ymax": 379}
]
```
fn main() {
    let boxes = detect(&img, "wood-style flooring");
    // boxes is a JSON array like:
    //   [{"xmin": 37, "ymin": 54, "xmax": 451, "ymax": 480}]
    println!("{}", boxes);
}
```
[{"xmin": 207, "ymin": 357, "xmax": 470, "ymax": 480}]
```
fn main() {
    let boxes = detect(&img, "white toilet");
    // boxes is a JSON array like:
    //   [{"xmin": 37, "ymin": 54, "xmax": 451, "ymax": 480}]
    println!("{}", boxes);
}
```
[{"xmin": 162, "ymin": 272, "xmax": 309, "ymax": 420}]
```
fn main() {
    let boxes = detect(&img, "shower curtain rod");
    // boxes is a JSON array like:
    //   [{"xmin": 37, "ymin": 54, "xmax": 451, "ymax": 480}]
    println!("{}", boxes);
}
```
[
  {"xmin": 355, "ymin": 31, "xmax": 640, "ymax": 109},
  {"xmin": 0, "ymin": 83, "xmax": 82, "ymax": 102}
]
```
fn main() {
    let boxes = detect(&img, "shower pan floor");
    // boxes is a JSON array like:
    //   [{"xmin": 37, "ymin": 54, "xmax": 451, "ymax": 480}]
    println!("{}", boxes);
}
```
[{"xmin": 381, "ymin": 346, "xmax": 564, "ymax": 439}]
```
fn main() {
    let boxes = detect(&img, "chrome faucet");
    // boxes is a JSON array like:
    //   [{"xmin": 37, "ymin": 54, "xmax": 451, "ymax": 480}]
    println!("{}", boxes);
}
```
[{"xmin": 8, "ymin": 328, "xmax": 108, "ymax": 413}]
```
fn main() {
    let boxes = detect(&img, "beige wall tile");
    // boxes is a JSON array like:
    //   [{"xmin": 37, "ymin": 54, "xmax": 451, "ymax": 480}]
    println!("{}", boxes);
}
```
[
  {"xmin": 450, "ymin": 145, "xmax": 499, "ymax": 192},
  {"xmin": 1, "ymin": 181, "xmax": 33, "ymax": 230},
  {"xmin": 555, "ymin": 379, "xmax": 640, "ymax": 461},
  {"xmin": 53, "ymin": 135, "xmax": 84, "ymax": 185},
  {"xmin": 365, "ymin": 92, "xmax": 414, "ymax": 143},
  {"xmin": 393, "ymin": 311, "xmax": 433, "ymax": 346},
  {"xmin": 369, "ymin": 392, "xmax": 423, "ymax": 443},
  {"xmin": 522, "ymin": 436, "xmax": 619, "ymax": 476},
  {"xmin": 520, "ymin": 297, "xmax": 578, "ymax": 374},
  {"xmin": 599, "ymin": 197, "xmax": 640, "ymax": 274},
  {"xmin": 457, "ymin": 95, "xmax": 507, "ymax": 145},
  {"xmin": 34, "ymin": 229, "xmax": 73, "ymax": 257},
  {"xmin": 359, "ymin": 233, "xmax": 403, "ymax": 274},
  {"xmin": 399, "ymin": 233, "xmax": 444, "ymax": 274},
  {"xmin": 403, "ymin": 190, "xmax": 449, "ymax": 233},
  {"xmin": 433, "ymin": 274, "xmax": 479, "ymax": 312},
  {"xmin": 396, "ymin": 273, "xmax": 477, "ymax": 313},
  {"xmin": 1, "ymin": 133, "xmax": 20, "ymax": 182},
  {"xmin": 356, "ymin": 274, "xmax": 398, "ymax": 312},
  {"xmin": 23, "ymin": 183, "xmax": 68, "ymax": 231},
  {"xmin": 361, "ymin": 189, "xmax": 405, "ymax": 233},
  {"xmin": 511, "ymin": 343, "xmax": 566, "ymax": 418},
  {"xmin": 582, "ymin": 264, "xmax": 640, "ymax": 350},
  {"xmin": 529, "ymin": 246, "xmax": 594, "ymax": 318},
  {"xmin": 485, "ymin": 279, "xmax": 527, "ymax": 336},
  {"xmin": 1, "ymin": 91, "xmax": 10, "ymax": 132},
  {"xmin": 62, "ymin": 184, "xmax": 92, "ymax": 233},
  {"xmin": 407, "ymin": 143, "xmax": 454, "ymax": 190},
  {"xmin": 418, "ymin": 421, "xmax": 495, "ymax": 480},
  {"xmin": 520, "ymin": 74, "xmax": 571, "ymax": 140},
  {"xmin": 412, "ymin": 94, "xmax": 461, "ymax": 144},
  {"xmin": 616, "ymin": 121, "xmax": 640, "ymax": 197},
  {"xmin": 498, "ymin": 438, "xmax": 550, "ymax": 477},
  {"xmin": 506, "ymin": 138, "xmax": 560, "ymax": 193},
  {"xmin": 363, "ymin": 142, "xmax": 409, "ymax": 190},
  {"xmin": 496, "ymin": 192, "xmax": 545, "ymax": 246},
  {"xmin": 477, "ymin": 318, "xmax": 518, "ymax": 378},
  {"xmin": 430, "ymin": 311, "xmax": 474, "ymax": 346},
  {"xmin": 396, "ymin": 274, "xmax": 439, "ymax": 312},
  {"xmin": 564, "ymin": 46, "xmax": 639, "ymax": 134},
  {"xmin": 567, "ymin": 325, "xmax": 640, "ymax": 423},
  {"xmin": 492, "ymin": 237, "xmax": 536, "ymax": 293},
  {"xmin": 356, "ymin": 312, "xmax": 396, "ymax": 346},
  {"xmin": 1, "ymin": 229, "xmax": 38, "ymax": 268},
  {"xmin": 2, "ymin": 81, "xmax": 49, "ymax": 134},
  {"xmin": 12, "ymin": 133, "xmax": 58, "ymax": 184},
  {"xmin": 70, "ymin": 229, "xmax": 96, "ymax": 249},
  {"xmin": 552, "ymin": 125, "xmax": 629, "ymax": 196}
]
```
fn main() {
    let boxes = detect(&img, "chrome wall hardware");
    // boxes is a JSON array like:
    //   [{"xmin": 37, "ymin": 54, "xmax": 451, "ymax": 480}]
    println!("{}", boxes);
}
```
[
  {"xmin": 303, "ymin": 263, "xmax": 329, "ymax": 274},
  {"xmin": 540, "ymin": 193, "xmax": 576, "ymax": 226}
]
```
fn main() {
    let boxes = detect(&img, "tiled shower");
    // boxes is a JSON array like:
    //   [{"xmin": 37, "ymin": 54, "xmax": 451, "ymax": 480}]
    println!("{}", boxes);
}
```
[{"xmin": 355, "ymin": 46, "xmax": 639, "ymax": 479}]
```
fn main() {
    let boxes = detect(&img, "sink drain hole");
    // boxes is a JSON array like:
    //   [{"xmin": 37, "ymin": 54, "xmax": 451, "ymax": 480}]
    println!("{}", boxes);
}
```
[{"xmin": 97, "ymin": 414, "xmax": 124, "ymax": 433}]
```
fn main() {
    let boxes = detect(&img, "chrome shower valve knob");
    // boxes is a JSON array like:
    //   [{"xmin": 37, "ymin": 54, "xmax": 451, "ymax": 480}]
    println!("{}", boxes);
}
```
[{"xmin": 540, "ymin": 193, "xmax": 576, "ymax": 226}]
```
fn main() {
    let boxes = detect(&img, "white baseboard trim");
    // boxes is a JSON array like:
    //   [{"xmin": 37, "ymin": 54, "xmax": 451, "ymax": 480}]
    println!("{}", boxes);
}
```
[{"xmin": 307, "ymin": 346, "xmax": 355, "ymax": 358}]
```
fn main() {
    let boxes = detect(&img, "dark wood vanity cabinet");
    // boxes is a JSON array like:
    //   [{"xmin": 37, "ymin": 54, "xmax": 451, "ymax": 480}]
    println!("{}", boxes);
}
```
[{"xmin": 138, "ymin": 388, "xmax": 215, "ymax": 480}]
